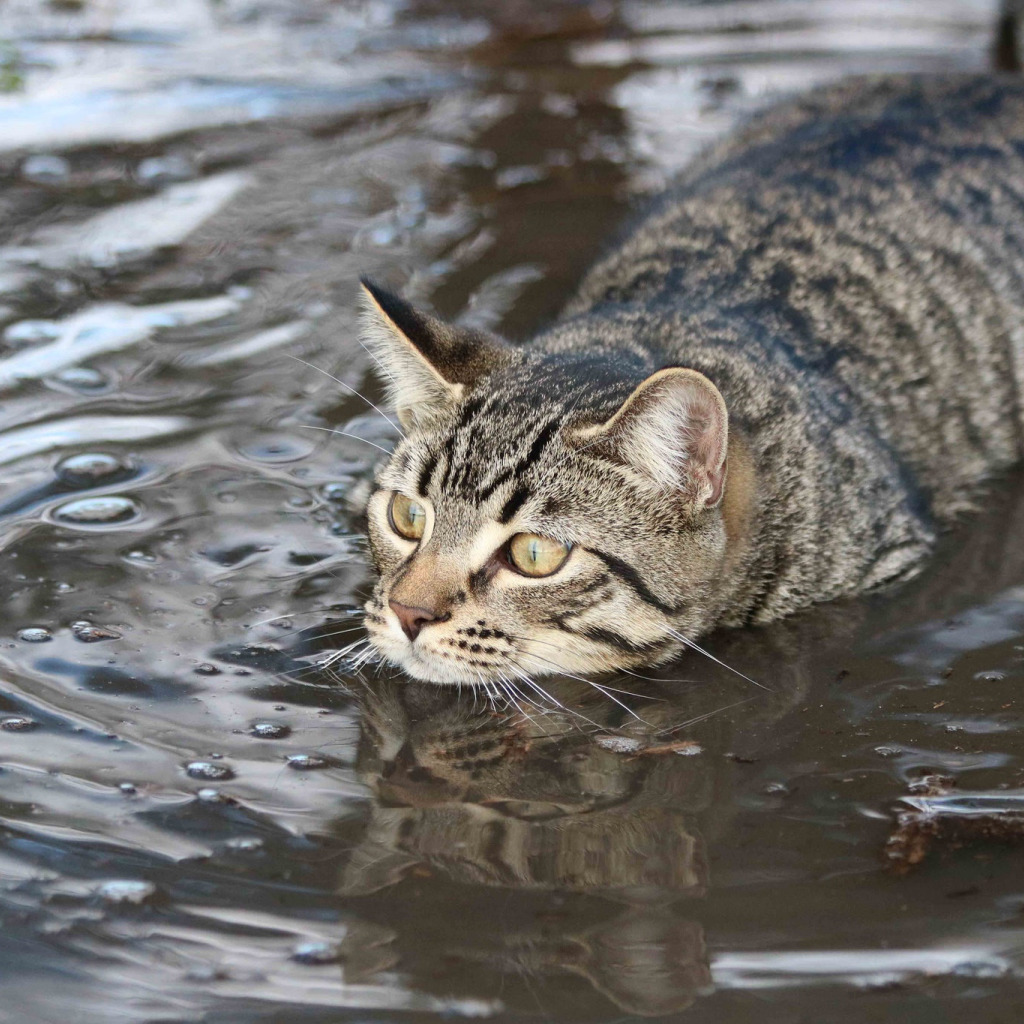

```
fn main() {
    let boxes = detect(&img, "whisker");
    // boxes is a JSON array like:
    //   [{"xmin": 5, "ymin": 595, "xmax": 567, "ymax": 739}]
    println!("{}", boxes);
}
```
[
  {"xmin": 297, "ymin": 425, "xmax": 394, "ymax": 455},
  {"xmin": 667, "ymin": 629, "xmax": 773, "ymax": 692},
  {"xmin": 269, "ymin": 620, "xmax": 365, "ymax": 644},
  {"xmin": 355, "ymin": 334, "xmax": 397, "ymax": 385},
  {"xmin": 659, "ymin": 695, "xmax": 760, "ymax": 734},
  {"xmin": 286, "ymin": 354, "xmax": 405, "ymax": 437},
  {"xmin": 518, "ymin": 649, "xmax": 649, "ymax": 724},
  {"xmin": 618, "ymin": 665, "xmax": 699, "ymax": 686},
  {"xmin": 505, "ymin": 633, "xmax": 667, "ymax": 703},
  {"xmin": 509, "ymin": 666, "xmax": 603, "ymax": 733}
]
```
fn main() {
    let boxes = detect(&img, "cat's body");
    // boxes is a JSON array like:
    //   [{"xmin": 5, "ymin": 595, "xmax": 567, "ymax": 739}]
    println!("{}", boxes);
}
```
[
  {"xmin": 359, "ymin": 74, "xmax": 1024, "ymax": 685},
  {"xmin": 553, "ymin": 73, "xmax": 1024, "ymax": 626}
]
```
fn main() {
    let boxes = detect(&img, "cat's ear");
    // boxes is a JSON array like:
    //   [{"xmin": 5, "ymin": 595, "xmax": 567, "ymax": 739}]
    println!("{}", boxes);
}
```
[
  {"xmin": 576, "ymin": 367, "xmax": 728, "ymax": 506},
  {"xmin": 359, "ymin": 278, "xmax": 513, "ymax": 430}
]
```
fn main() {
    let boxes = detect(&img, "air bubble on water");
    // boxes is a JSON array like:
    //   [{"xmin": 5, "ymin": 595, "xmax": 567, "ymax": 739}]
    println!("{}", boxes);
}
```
[
  {"xmin": 3, "ymin": 319, "xmax": 61, "ymax": 346},
  {"xmin": 17, "ymin": 627, "xmax": 52, "ymax": 643},
  {"xmin": 874, "ymin": 745, "xmax": 901, "ymax": 758},
  {"xmin": 194, "ymin": 663, "xmax": 221, "ymax": 675},
  {"xmin": 291, "ymin": 940, "xmax": 341, "ymax": 965},
  {"xmin": 594, "ymin": 735, "xmax": 643, "ymax": 753},
  {"xmin": 54, "ymin": 495, "xmax": 141, "ymax": 527},
  {"xmin": 1, "ymin": 716, "xmax": 39, "ymax": 732},
  {"xmin": 952, "ymin": 960, "xmax": 1008, "ymax": 979},
  {"xmin": 21, "ymin": 154, "xmax": 71, "ymax": 184},
  {"xmin": 287, "ymin": 753, "xmax": 329, "ymax": 770},
  {"xmin": 97, "ymin": 879, "xmax": 156, "ymax": 904},
  {"xmin": 320, "ymin": 481, "xmax": 350, "ymax": 502},
  {"xmin": 186, "ymin": 761, "xmax": 235, "ymax": 780},
  {"xmin": 136, "ymin": 154, "xmax": 195, "ymax": 185},
  {"xmin": 251, "ymin": 722, "xmax": 291, "ymax": 739},
  {"xmin": 196, "ymin": 788, "xmax": 222, "ymax": 803},
  {"xmin": 226, "ymin": 837, "xmax": 263, "ymax": 852},
  {"xmin": 975, "ymin": 670, "xmax": 1006, "ymax": 682},
  {"xmin": 185, "ymin": 964, "xmax": 230, "ymax": 982},
  {"xmin": 71, "ymin": 621, "xmax": 122, "ymax": 643},
  {"xmin": 236, "ymin": 436, "xmax": 314, "ymax": 464},
  {"xmin": 118, "ymin": 782, "xmax": 137, "ymax": 795},
  {"xmin": 53, "ymin": 366, "xmax": 109, "ymax": 390},
  {"xmin": 57, "ymin": 452, "xmax": 133, "ymax": 487}
]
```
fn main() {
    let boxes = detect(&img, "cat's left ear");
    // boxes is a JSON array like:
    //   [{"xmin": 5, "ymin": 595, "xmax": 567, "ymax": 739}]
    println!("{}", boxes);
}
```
[
  {"xmin": 359, "ymin": 278, "xmax": 514, "ymax": 430},
  {"xmin": 574, "ymin": 367, "xmax": 728, "ymax": 507}
]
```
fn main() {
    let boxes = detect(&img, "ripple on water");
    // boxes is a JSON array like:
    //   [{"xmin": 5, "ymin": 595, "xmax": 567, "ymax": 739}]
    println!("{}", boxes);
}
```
[
  {"xmin": 235, "ymin": 435, "xmax": 316, "ymax": 464},
  {"xmin": 53, "ymin": 495, "xmax": 141, "ymax": 528}
]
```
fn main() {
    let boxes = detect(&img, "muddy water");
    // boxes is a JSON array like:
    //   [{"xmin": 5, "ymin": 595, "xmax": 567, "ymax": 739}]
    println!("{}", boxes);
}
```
[{"xmin": 1, "ymin": 1, "xmax": 1023, "ymax": 1021}]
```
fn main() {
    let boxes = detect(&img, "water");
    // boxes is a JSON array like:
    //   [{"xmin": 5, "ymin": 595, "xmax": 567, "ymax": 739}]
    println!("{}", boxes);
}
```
[{"xmin": 1, "ymin": 1, "xmax": 1023, "ymax": 1021}]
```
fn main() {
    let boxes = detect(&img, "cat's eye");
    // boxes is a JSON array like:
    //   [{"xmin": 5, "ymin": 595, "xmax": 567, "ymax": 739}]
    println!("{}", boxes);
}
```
[
  {"xmin": 507, "ymin": 533, "xmax": 571, "ymax": 577},
  {"xmin": 388, "ymin": 492, "xmax": 427, "ymax": 540}
]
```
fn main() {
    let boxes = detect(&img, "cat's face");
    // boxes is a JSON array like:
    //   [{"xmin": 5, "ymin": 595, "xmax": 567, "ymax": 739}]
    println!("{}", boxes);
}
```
[{"xmin": 358, "ymin": 281, "xmax": 733, "ymax": 685}]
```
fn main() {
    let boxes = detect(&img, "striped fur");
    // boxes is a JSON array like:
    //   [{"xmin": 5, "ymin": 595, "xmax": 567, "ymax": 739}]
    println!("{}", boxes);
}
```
[{"xmin": 362, "ymin": 74, "xmax": 1024, "ymax": 685}]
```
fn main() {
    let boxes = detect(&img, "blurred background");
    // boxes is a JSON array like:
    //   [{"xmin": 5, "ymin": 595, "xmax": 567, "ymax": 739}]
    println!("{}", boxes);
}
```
[{"xmin": 3, "ymin": 3, "xmax": 1024, "ymax": 1024}]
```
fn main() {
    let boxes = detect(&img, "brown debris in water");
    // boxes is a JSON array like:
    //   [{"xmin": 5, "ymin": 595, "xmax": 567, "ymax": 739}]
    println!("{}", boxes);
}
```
[{"xmin": 885, "ymin": 780, "xmax": 1024, "ymax": 874}]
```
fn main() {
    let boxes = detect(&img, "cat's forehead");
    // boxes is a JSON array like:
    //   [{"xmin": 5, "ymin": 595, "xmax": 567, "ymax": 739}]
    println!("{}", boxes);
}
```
[
  {"xmin": 380, "ymin": 353, "xmax": 647, "ymax": 533},
  {"xmin": 402, "ymin": 392, "xmax": 570, "ymax": 515},
  {"xmin": 433, "ymin": 353, "xmax": 641, "ymax": 456}
]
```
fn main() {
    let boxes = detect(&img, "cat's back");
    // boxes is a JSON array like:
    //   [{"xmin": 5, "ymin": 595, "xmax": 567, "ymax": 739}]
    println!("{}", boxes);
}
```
[
  {"xmin": 573, "ymin": 75, "xmax": 1024, "ymax": 310},
  {"xmin": 569, "ymin": 74, "xmax": 1024, "ymax": 519}
]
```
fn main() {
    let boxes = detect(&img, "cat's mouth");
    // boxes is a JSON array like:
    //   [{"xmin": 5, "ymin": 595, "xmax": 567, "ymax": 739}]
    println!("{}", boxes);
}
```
[
  {"xmin": 369, "ymin": 628, "xmax": 518, "ymax": 686},
  {"xmin": 361, "ymin": 604, "xmax": 522, "ymax": 685}
]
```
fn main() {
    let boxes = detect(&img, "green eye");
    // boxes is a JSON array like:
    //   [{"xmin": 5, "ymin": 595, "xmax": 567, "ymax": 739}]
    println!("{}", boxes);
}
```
[
  {"xmin": 389, "ymin": 493, "xmax": 427, "ymax": 540},
  {"xmin": 507, "ymin": 533, "xmax": 571, "ymax": 577}
]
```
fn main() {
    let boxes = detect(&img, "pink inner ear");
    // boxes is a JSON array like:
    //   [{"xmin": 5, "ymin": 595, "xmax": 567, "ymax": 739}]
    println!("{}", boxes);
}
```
[
  {"xmin": 664, "ymin": 377, "xmax": 727, "ymax": 506},
  {"xmin": 706, "ymin": 458, "xmax": 727, "ymax": 507}
]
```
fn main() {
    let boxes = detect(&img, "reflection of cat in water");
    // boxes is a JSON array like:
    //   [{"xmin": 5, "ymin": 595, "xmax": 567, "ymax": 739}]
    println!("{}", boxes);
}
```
[{"xmin": 338, "ymin": 676, "xmax": 772, "ymax": 1016}]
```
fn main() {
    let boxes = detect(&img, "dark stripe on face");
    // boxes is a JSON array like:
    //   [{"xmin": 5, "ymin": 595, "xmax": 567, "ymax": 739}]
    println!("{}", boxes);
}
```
[
  {"xmin": 439, "ymin": 394, "xmax": 486, "ymax": 492},
  {"xmin": 498, "ymin": 485, "xmax": 530, "ymax": 525},
  {"xmin": 571, "ymin": 624, "xmax": 671, "ymax": 655},
  {"xmin": 591, "ymin": 549, "xmax": 676, "ymax": 614},
  {"xmin": 416, "ymin": 453, "xmax": 436, "ymax": 498},
  {"xmin": 468, "ymin": 563, "xmax": 497, "ymax": 595},
  {"xmin": 477, "ymin": 418, "xmax": 561, "ymax": 502}
]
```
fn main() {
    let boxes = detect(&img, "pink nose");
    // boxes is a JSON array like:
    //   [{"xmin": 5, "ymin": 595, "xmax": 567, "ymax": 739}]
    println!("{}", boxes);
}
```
[{"xmin": 389, "ymin": 600, "xmax": 448, "ymax": 641}]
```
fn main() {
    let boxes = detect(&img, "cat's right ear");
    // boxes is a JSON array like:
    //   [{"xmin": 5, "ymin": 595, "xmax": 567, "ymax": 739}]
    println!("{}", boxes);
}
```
[
  {"xmin": 359, "ymin": 278, "xmax": 513, "ymax": 430},
  {"xmin": 573, "ymin": 367, "xmax": 729, "ymax": 508}
]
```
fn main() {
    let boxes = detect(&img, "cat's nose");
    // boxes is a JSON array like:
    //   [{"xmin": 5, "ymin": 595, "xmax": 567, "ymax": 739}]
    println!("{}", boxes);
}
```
[{"xmin": 388, "ymin": 599, "xmax": 449, "ymax": 641}]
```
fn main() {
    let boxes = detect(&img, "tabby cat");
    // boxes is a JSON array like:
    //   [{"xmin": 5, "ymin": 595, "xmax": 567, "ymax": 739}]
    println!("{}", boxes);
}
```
[{"xmin": 359, "ymin": 74, "xmax": 1024, "ymax": 685}]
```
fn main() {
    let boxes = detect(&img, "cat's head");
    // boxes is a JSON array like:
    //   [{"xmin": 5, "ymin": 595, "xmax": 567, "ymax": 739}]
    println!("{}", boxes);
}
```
[{"xmin": 358, "ymin": 280, "xmax": 741, "ymax": 685}]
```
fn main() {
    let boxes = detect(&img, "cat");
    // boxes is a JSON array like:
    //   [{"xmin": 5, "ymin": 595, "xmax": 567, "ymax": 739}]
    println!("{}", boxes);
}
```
[{"xmin": 357, "ymin": 73, "xmax": 1024, "ymax": 686}]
